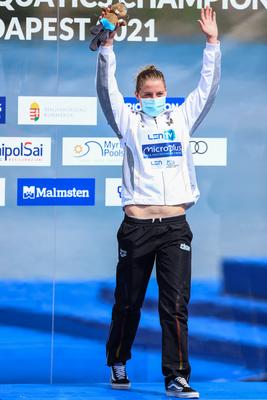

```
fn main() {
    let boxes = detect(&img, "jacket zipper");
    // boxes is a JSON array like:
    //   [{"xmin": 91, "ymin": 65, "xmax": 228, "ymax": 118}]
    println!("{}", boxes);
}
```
[
  {"xmin": 154, "ymin": 117, "xmax": 166, "ymax": 205},
  {"xmin": 162, "ymin": 172, "xmax": 166, "ymax": 205}
]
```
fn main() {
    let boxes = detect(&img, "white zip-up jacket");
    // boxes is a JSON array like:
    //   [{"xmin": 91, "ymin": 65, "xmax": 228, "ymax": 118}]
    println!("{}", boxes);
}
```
[{"xmin": 96, "ymin": 43, "xmax": 221, "ymax": 208}]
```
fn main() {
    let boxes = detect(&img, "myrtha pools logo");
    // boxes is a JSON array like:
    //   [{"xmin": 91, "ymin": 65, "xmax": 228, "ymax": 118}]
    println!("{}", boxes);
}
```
[
  {"xmin": 62, "ymin": 137, "xmax": 123, "ymax": 166},
  {"xmin": 73, "ymin": 140, "xmax": 122, "ymax": 159},
  {"xmin": 73, "ymin": 141, "xmax": 104, "ymax": 157},
  {"xmin": 29, "ymin": 102, "xmax": 40, "ymax": 122},
  {"xmin": 17, "ymin": 178, "xmax": 95, "ymax": 206}
]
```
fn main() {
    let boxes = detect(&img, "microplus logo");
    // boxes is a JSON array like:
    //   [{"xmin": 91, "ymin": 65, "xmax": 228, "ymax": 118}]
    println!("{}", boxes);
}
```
[
  {"xmin": 142, "ymin": 142, "xmax": 183, "ymax": 159},
  {"xmin": 17, "ymin": 178, "xmax": 95, "ymax": 206},
  {"xmin": 124, "ymin": 97, "xmax": 185, "ymax": 112},
  {"xmin": 0, "ymin": 137, "xmax": 51, "ymax": 166},
  {"xmin": 0, "ymin": 97, "xmax": 6, "ymax": 124}
]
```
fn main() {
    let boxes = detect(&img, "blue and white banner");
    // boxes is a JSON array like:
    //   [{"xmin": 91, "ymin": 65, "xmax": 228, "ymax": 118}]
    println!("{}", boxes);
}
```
[
  {"xmin": 0, "ymin": 178, "xmax": 5, "ymax": 207},
  {"xmin": 105, "ymin": 178, "xmax": 122, "ymax": 207},
  {"xmin": 124, "ymin": 97, "xmax": 184, "ymax": 112},
  {"xmin": 17, "ymin": 178, "xmax": 95, "ymax": 206},
  {"xmin": 0, "ymin": 97, "xmax": 6, "ymax": 124}
]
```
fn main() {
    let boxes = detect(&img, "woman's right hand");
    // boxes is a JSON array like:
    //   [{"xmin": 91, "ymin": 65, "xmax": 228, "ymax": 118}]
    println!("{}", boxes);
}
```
[{"xmin": 100, "ymin": 7, "xmax": 126, "ymax": 47}]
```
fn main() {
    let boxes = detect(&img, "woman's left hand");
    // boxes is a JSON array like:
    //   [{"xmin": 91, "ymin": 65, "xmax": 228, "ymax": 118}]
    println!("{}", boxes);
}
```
[{"xmin": 198, "ymin": 6, "xmax": 218, "ymax": 44}]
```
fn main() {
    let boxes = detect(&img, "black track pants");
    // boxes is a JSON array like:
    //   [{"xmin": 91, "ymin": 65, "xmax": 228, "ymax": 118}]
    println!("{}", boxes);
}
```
[{"xmin": 106, "ymin": 214, "xmax": 193, "ymax": 380}]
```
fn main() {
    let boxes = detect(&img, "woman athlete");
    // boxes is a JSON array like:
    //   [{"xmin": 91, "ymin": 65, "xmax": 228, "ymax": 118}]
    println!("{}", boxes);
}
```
[{"xmin": 95, "ymin": 6, "xmax": 220, "ymax": 398}]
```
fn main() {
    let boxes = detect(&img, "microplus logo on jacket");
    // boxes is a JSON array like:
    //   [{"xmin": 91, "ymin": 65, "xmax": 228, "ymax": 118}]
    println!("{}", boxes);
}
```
[
  {"xmin": 142, "ymin": 142, "xmax": 183, "ymax": 159},
  {"xmin": 17, "ymin": 178, "xmax": 95, "ymax": 206}
]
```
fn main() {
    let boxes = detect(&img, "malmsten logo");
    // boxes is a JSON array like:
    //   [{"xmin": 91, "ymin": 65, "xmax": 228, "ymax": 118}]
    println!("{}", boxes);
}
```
[{"xmin": 17, "ymin": 178, "xmax": 95, "ymax": 206}]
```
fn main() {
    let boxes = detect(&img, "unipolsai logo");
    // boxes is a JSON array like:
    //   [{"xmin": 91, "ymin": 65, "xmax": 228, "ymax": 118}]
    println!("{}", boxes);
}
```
[
  {"xmin": 0, "ymin": 141, "xmax": 43, "ymax": 160},
  {"xmin": 0, "ymin": 137, "xmax": 51, "ymax": 166},
  {"xmin": 29, "ymin": 102, "xmax": 40, "ymax": 122}
]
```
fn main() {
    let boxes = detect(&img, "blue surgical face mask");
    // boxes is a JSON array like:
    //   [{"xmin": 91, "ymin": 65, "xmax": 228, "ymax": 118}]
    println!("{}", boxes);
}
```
[{"xmin": 141, "ymin": 97, "xmax": 166, "ymax": 117}]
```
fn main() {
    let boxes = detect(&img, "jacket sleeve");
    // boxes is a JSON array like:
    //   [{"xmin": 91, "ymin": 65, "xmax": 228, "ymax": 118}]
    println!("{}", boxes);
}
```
[
  {"xmin": 180, "ymin": 42, "xmax": 221, "ymax": 136},
  {"xmin": 96, "ymin": 45, "xmax": 132, "ymax": 140}
]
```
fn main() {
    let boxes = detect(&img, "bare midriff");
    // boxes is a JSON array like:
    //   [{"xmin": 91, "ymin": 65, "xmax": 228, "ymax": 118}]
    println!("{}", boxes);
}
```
[{"xmin": 124, "ymin": 204, "xmax": 186, "ymax": 219}]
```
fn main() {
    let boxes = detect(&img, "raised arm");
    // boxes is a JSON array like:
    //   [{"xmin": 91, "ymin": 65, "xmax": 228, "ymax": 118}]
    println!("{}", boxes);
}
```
[
  {"xmin": 96, "ymin": 13, "xmax": 132, "ymax": 140},
  {"xmin": 180, "ymin": 6, "xmax": 221, "ymax": 135}
]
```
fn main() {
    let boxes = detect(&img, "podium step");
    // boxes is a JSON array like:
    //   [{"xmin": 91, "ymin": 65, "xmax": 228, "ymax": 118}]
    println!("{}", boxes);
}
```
[{"xmin": 223, "ymin": 258, "xmax": 267, "ymax": 300}]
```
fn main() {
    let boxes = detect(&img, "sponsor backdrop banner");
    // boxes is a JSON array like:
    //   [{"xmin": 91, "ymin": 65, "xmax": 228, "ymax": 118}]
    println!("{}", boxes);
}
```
[
  {"xmin": 0, "ymin": 0, "xmax": 266, "ymax": 385},
  {"xmin": 62, "ymin": 136, "xmax": 227, "ymax": 166}
]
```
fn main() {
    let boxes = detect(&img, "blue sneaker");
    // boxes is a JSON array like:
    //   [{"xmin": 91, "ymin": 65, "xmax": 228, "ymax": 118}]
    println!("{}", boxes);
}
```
[{"xmin": 166, "ymin": 376, "xmax": 199, "ymax": 398}]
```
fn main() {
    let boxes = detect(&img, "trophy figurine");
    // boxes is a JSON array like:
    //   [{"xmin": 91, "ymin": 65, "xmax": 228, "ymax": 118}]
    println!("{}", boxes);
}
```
[{"xmin": 89, "ymin": 3, "xmax": 128, "ymax": 51}]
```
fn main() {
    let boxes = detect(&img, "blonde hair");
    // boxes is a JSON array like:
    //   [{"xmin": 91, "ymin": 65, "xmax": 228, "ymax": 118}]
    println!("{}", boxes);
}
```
[{"xmin": 135, "ymin": 65, "xmax": 166, "ymax": 93}]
